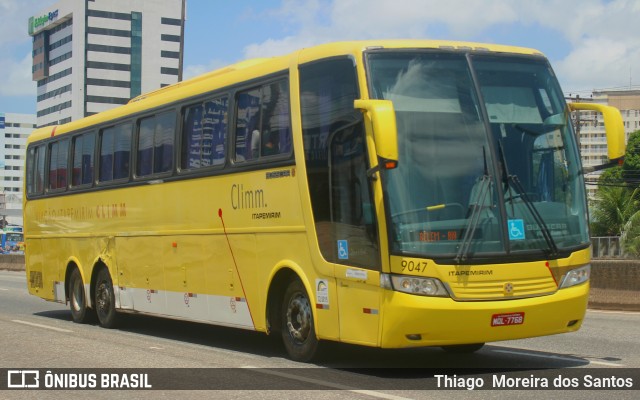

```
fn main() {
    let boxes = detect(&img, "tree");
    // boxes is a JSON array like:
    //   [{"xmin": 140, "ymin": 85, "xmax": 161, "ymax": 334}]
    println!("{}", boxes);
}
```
[
  {"xmin": 590, "ymin": 129, "xmax": 640, "ymax": 256},
  {"xmin": 590, "ymin": 184, "xmax": 640, "ymax": 236},
  {"xmin": 622, "ymin": 130, "xmax": 640, "ymax": 185},
  {"xmin": 621, "ymin": 211, "xmax": 640, "ymax": 256}
]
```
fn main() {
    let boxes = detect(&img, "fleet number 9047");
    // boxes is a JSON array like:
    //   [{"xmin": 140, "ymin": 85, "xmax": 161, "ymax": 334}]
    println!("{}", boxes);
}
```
[{"xmin": 401, "ymin": 260, "xmax": 428, "ymax": 273}]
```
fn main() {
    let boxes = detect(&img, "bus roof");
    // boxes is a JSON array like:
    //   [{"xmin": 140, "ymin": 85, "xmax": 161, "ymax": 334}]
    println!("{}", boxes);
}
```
[{"xmin": 27, "ymin": 39, "xmax": 544, "ymax": 144}]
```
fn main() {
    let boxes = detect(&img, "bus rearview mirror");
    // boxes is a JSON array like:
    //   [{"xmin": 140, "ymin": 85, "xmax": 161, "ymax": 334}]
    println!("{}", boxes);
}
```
[
  {"xmin": 569, "ymin": 102, "xmax": 625, "ymax": 162},
  {"xmin": 354, "ymin": 99, "xmax": 399, "ymax": 167}
]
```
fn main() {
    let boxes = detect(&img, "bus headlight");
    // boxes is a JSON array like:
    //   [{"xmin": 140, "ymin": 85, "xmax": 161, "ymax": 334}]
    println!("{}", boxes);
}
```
[
  {"xmin": 559, "ymin": 264, "xmax": 590, "ymax": 289},
  {"xmin": 382, "ymin": 274, "xmax": 449, "ymax": 297}
]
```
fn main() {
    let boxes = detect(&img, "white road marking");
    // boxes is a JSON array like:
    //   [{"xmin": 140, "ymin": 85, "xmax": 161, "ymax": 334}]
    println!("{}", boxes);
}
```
[
  {"xmin": 12, "ymin": 319, "xmax": 73, "ymax": 333},
  {"xmin": 241, "ymin": 366, "xmax": 413, "ymax": 400},
  {"xmin": 587, "ymin": 309, "xmax": 639, "ymax": 316},
  {"xmin": 0, "ymin": 274, "xmax": 26, "ymax": 281},
  {"xmin": 0, "ymin": 288, "xmax": 9, "ymax": 291},
  {"xmin": 584, "ymin": 360, "xmax": 625, "ymax": 367},
  {"xmin": 492, "ymin": 349, "xmax": 624, "ymax": 367}
]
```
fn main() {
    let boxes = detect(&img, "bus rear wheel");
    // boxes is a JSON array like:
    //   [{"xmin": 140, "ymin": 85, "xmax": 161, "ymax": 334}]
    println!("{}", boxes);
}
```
[
  {"xmin": 95, "ymin": 268, "xmax": 119, "ymax": 329},
  {"xmin": 69, "ymin": 268, "xmax": 89, "ymax": 323},
  {"xmin": 281, "ymin": 279, "xmax": 319, "ymax": 362}
]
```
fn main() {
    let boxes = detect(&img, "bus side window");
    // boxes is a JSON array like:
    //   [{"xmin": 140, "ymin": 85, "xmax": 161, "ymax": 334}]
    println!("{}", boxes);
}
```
[
  {"xmin": 137, "ymin": 111, "xmax": 175, "ymax": 178},
  {"xmin": 260, "ymin": 80, "xmax": 291, "ymax": 157},
  {"xmin": 204, "ymin": 98, "xmax": 228, "ymax": 166},
  {"xmin": 181, "ymin": 97, "xmax": 228, "ymax": 170},
  {"xmin": 234, "ymin": 80, "xmax": 291, "ymax": 162},
  {"xmin": 137, "ymin": 116, "xmax": 156, "ymax": 176},
  {"xmin": 71, "ymin": 132, "xmax": 95, "ymax": 187},
  {"xmin": 235, "ymin": 88, "xmax": 261, "ymax": 161},
  {"xmin": 100, "ymin": 123, "xmax": 132, "ymax": 183},
  {"xmin": 48, "ymin": 139, "xmax": 69, "ymax": 191},
  {"xmin": 27, "ymin": 145, "xmax": 46, "ymax": 195},
  {"xmin": 182, "ymin": 103, "xmax": 204, "ymax": 169}
]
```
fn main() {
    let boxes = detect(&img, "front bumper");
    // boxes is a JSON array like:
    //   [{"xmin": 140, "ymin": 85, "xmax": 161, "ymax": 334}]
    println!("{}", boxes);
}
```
[{"xmin": 379, "ymin": 282, "xmax": 589, "ymax": 348}]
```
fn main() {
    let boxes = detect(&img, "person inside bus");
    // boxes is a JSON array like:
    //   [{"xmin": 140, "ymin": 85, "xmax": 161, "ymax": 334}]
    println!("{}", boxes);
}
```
[
  {"xmin": 250, "ymin": 129, "xmax": 261, "ymax": 159},
  {"xmin": 262, "ymin": 130, "xmax": 280, "ymax": 156}
]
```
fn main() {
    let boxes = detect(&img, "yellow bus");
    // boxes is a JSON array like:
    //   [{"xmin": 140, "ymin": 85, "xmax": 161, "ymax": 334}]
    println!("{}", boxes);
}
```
[{"xmin": 24, "ymin": 40, "xmax": 624, "ymax": 362}]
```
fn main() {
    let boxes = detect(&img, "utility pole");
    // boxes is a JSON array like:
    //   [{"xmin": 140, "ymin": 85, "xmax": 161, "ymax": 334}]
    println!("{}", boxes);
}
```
[
  {"xmin": 575, "ymin": 94, "xmax": 581, "ymax": 140},
  {"xmin": 566, "ymin": 94, "xmax": 581, "ymax": 146}
]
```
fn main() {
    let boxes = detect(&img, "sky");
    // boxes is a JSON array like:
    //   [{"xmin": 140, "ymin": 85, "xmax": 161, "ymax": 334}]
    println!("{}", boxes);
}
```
[{"xmin": 0, "ymin": 0, "xmax": 639, "ymax": 115}]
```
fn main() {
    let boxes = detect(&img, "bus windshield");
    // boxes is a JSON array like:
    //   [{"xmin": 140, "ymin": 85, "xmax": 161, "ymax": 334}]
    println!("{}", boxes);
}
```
[{"xmin": 367, "ymin": 51, "xmax": 588, "ymax": 261}]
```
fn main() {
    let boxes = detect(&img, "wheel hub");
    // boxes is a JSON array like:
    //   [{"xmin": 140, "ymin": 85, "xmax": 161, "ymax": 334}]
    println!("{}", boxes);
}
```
[
  {"xmin": 286, "ymin": 294, "xmax": 311, "ymax": 343},
  {"xmin": 96, "ymin": 282, "xmax": 110, "ymax": 312}
]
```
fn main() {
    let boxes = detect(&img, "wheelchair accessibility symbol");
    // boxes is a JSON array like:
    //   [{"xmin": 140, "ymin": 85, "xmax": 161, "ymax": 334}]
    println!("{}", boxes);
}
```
[
  {"xmin": 508, "ymin": 219, "xmax": 525, "ymax": 240},
  {"xmin": 337, "ymin": 240, "xmax": 349, "ymax": 260}
]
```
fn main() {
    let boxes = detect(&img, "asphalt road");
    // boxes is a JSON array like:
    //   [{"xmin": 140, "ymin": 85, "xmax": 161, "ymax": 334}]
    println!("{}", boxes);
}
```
[{"xmin": 0, "ymin": 270, "xmax": 638, "ymax": 399}]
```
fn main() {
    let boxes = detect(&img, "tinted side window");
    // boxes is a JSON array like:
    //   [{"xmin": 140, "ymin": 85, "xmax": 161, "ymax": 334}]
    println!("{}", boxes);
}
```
[
  {"xmin": 154, "ymin": 112, "xmax": 175, "ymax": 174},
  {"xmin": 137, "ymin": 117, "xmax": 155, "ymax": 176},
  {"xmin": 182, "ymin": 103, "xmax": 203, "ymax": 169},
  {"xmin": 100, "ymin": 123, "xmax": 131, "ymax": 182},
  {"xmin": 234, "ymin": 80, "xmax": 291, "ymax": 162},
  {"xmin": 181, "ymin": 97, "xmax": 228, "ymax": 170},
  {"xmin": 48, "ymin": 139, "xmax": 69, "ymax": 191},
  {"xmin": 261, "ymin": 81, "xmax": 291, "ymax": 157},
  {"xmin": 235, "ymin": 88, "xmax": 261, "ymax": 161},
  {"xmin": 27, "ymin": 145, "xmax": 46, "ymax": 195},
  {"xmin": 137, "ymin": 112, "xmax": 175, "ymax": 177},
  {"xmin": 72, "ymin": 132, "xmax": 95, "ymax": 187},
  {"xmin": 203, "ymin": 98, "xmax": 227, "ymax": 166}
]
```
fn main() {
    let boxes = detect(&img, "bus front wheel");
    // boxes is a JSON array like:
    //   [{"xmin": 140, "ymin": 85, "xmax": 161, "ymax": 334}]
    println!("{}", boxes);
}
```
[
  {"xmin": 281, "ymin": 279, "xmax": 319, "ymax": 362},
  {"xmin": 95, "ymin": 268, "xmax": 119, "ymax": 329},
  {"xmin": 69, "ymin": 268, "xmax": 89, "ymax": 323}
]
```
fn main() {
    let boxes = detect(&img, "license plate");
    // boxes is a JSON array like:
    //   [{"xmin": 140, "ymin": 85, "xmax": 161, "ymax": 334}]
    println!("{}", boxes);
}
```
[{"xmin": 491, "ymin": 312, "xmax": 524, "ymax": 327}]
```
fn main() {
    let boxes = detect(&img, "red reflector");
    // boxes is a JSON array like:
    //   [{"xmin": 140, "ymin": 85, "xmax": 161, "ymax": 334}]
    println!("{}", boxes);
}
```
[{"xmin": 384, "ymin": 161, "xmax": 397, "ymax": 169}]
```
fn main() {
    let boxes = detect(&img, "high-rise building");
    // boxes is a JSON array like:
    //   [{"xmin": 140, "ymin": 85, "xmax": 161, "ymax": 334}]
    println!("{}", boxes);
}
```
[
  {"xmin": 0, "ymin": 113, "xmax": 37, "ymax": 225},
  {"xmin": 29, "ymin": 0, "xmax": 185, "ymax": 128}
]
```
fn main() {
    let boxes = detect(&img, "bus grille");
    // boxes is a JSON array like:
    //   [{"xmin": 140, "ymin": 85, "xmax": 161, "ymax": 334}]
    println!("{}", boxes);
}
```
[
  {"xmin": 29, "ymin": 271, "xmax": 43, "ymax": 289},
  {"xmin": 448, "ymin": 276, "xmax": 557, "ymax": 300}
]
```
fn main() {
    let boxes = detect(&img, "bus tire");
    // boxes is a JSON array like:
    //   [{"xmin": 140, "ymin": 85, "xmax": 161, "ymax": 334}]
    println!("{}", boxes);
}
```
[
  {"xmin": 94, "ymin": 268, "xmax": 119, "ymax": 329},
  {"xmin": 441, "ymin": 343, "xmax": 485, "ymax": 353},
  {"xmin": 281, "ymin": 279, "xmax": 319, "ymax": 362},
  {"xmin": 69, "ymin": 268, "xmax": 89, "ymax": 323}
]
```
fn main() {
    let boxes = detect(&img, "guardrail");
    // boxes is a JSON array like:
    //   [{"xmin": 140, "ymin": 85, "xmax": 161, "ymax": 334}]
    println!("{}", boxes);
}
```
[
  {"xmin": 591, "ymin": 236, "xmax": 625, "ymax": 259},
  {"xmin": 588, "ymin": 259, "xmax": 640, "ymax": 311},
  {"xmin": 0, "ymin": 254, "xmax": 25, "ymax": 271}
]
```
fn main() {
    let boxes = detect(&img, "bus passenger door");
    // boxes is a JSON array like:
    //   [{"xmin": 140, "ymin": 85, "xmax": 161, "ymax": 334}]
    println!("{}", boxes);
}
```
[{"xmin": 329, "ymin": 122, "xmax": 383, "ymax": 346}]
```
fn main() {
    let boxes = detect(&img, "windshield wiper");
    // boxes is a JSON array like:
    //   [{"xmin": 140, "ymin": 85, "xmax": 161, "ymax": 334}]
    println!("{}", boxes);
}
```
[
  {"xmin": 455, "ymin": 174, "xmax": 491, "ymax": 263},
  {"xmin": 497, "ymin": 143, "xmax": 558, "ymax": 257},
  {"xmin": 455, "ymin": 147, "xmax": 492, "ymax": 263}
]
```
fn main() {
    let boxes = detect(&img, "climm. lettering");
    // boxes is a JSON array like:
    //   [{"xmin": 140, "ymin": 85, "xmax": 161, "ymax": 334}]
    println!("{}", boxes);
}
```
[
  {"xmin": 96, "ymin": 203, "xmax": 127, "ymax": 219},
  {"xmin": 231, "ymin": 184, "xmax": 266, "ymax": 210}
]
